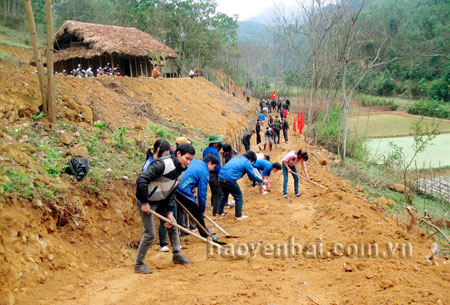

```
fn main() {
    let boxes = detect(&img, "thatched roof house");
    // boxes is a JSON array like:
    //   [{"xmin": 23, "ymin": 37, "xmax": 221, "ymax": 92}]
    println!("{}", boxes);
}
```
[{"xmin": 51, "ymin": 20, "xmax": 178, "ymax": 77}]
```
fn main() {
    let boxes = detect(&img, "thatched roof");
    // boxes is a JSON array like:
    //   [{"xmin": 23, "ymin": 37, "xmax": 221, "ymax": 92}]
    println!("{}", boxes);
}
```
[
  {"xmin": 52, "ymin": 45, "xmax": 103, "ymax": 62},
  {"xmin": 53, "ymin": 20, "xmax": 178, "ymax": 61}
]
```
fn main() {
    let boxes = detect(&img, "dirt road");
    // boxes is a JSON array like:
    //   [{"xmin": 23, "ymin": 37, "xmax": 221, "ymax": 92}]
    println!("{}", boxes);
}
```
[{"xmin": 18, "ymin": 135, "xmax": 450, "ymax": 305}]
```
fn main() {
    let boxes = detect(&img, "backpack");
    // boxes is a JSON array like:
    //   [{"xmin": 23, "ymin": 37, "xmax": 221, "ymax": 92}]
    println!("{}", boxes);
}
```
[{"xmin": 66, "ymin": 157, "xmax": 89, "ymax": 181}]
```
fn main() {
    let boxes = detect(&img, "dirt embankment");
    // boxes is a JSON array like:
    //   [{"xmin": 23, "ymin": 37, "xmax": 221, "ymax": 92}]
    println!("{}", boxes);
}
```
[{"xmin": 1, "ymin": 44, "xmax": 450, "ymax": 305}]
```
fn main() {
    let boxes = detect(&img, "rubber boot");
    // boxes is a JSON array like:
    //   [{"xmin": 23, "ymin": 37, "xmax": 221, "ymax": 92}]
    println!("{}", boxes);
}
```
[
  {"xmin": 264, "ymin": 144, "xmax": 266, "ymax": 150},
  {"xmin": 269, "ymin": 143, "xmax": 272, "ymax": 151}
]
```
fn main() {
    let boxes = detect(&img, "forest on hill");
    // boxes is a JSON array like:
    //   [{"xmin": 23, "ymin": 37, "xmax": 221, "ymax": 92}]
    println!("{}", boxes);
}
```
[
  {"xmin": 1, "ymin": 0, "xmax": 449, "ymax": 157},
  {"xmin": 2, "ymin": 0, "xmax": 448, "ymax": 103}
]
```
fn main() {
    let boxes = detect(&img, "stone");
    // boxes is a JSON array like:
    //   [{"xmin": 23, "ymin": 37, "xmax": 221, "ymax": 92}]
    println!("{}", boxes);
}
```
[
  {"xmin": 380, "ymin": 280, "xmax": 394, "ymax": 289},
  {"xmin": 79, "ymin": 105, "xmax": 93, "ymax": 123},
  {"xmin": 388, "ymin": 183, "xmax": 409, "ymax": 193},
  {"xmin": 387, "ymin": 199, "xmax": 396, "ymax": 206},
  {"xmin": 319, "ymin": 159, "xmax": 327, "ymax": 166},
  {"xmin": 32, "ymin": 199, "xmax": 43, "ymax": 209},
  {"xmin": 355, "ymin": 184, "xmax": 364, "ymax": 192},
  {"xmin": 59, "ymin": 132, "xmax": 73, "ymax": 145},
  {"xmin": 377, "ymin": 196, "xmax": 388, "ymax": 207},
  {"xmin": 72, "ymin": 146, "xmax": 88, "ymax": 158}
]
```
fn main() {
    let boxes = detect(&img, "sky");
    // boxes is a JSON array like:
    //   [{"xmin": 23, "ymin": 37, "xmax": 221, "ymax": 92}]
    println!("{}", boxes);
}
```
[{"xmin": 216, "ymin": 0, "xmax": 296, "ymax": 22}]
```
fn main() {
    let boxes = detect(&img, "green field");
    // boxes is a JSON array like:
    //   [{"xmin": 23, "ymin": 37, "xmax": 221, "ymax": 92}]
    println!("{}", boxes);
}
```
[
  {"xmin": 349, "ymin": 113, "xmax": 450, "ymax": 137},
  {"xmin": 366, "ymin": 133, "xmax": 450, "ymax": 169}
]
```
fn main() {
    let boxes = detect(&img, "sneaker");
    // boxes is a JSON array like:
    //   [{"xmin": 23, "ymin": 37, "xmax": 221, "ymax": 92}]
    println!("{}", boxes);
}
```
[
  {"xmin": 173, "ymin": 253, "xmax": 193, "ymax": 265},
  {"xmin": 160, "ymin": 246, "xmax": 170, "ymax": 252},
  {"xmin": 134, "ymin": 264, "xmax": 153, "ymax": 274},
  {"xmin": 295, "ymin": 193, "xmax": 303, "ymax": 197},
  {"xmin": 219, "ymin": 211, "xmax": 229, "ymax": 217},
  {"xmin": 234, "ymin": 215, "xmax": 248, "ymax": 220},
  {"xmin": 284, "ymin": 194, "xmax": 289, "ymax": 199},
  {"xmin": 226, "ymin": 202, "xmax": 235, "ymax": 208}
]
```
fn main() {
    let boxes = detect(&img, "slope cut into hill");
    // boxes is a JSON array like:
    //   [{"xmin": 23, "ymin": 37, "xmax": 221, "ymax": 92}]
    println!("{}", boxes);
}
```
[{"xmin": 0, "ymin": 44, "xmax": 450, "ymax": 305}]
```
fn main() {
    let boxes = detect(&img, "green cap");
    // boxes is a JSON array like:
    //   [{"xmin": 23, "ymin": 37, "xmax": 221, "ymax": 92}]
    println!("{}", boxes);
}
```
[{"xmin": 205, "ymin": 134, "xmax": 223, "ymax": 145}]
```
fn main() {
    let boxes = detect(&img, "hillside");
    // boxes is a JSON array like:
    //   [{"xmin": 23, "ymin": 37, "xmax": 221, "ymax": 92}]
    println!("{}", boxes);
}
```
[
  {"xmin": 1, "ymin": 44, "xmax": 450, "ymax": 305},
  {"xmin": 237, "ymin": 21, "xmax": 272, "ymax": 45}
]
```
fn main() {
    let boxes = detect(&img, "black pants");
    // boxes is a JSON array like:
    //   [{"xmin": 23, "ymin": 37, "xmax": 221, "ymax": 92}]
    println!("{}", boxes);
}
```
[
  {"xmin": 209, "ymin": 171, "xmax": 222, "ymax": 215},
  {"xmin": 256, "ymin": 132, "xmax": 261, "ymax": 144},
  {"xmin": 176, "ymin": 202, "xmax": 197, "ymax": 230},
  {"xmin": 282, "ymin": 129, "xmax": 288, "ymax": 142},
  {"xmin": 175, "ymin": 193, "xmax": 209, "ymax": 238}
]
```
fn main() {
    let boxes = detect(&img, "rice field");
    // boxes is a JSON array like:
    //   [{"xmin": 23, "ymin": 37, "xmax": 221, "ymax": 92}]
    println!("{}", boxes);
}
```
[{"xmin": 348, "ymin": 113, "xmax": 450, "ymax": 138}]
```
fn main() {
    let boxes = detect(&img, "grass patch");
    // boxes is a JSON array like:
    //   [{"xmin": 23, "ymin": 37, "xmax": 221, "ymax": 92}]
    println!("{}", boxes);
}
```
[
  {"xmin": 0, "ymin": 50, "xmax": 26, "ymax": 66},
  {"xmin": 0, "ymin": 24, "xmax": 40, "ymax": 48},
  {"xmin": 331, "ymin": 157, "xmax": 449, "ymax": 219},
  {"xmin": 348, "ymin": 113, "xmax": 450, "ymax": 137},
  {"xmin": 0, "ymin": 39, "xmax": 32, "ymax": 50}
]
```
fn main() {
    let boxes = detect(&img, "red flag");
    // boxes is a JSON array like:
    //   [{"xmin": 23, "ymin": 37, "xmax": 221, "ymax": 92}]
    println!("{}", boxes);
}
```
[
  {"xmin": 297, "ymin": 112, "xmax": 301, "ymax": 131},
  {"xmin": 299, "ymin": 112, "xmax": 304, "ymax": 134},
  {"xmin": 293, "ymin": 118, "xmax": 297, "ymax": 132},
  {"xmin": 272, "ymin": 90, "xmax": 277, "ymax": 101}
]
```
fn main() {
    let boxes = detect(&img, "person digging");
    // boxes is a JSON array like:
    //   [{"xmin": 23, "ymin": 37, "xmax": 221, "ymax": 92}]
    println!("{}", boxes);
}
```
[
  {"xmin": 134, "ymin": 144, "xmax": 195, "ymax": 274},
  {"xmin": 217, "ymin": 151, "xmax": 268, "ymax": 220},
  {"xmin": 175, "ymin": 154, "xmax": 220, "ymax": 238}
]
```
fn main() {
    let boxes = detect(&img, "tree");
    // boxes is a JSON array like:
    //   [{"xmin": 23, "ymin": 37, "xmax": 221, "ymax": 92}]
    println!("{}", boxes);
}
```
[
  {"xmin": 402, "ymin": 120, "xmax": 438, "ymax": 203},
  {"xmin": 24, "ymin": 0, "xmax": 46, "ymax": 113},
  {"xmin": 45, "ymin": 0, "xmax": 56, "ymax": 123}
]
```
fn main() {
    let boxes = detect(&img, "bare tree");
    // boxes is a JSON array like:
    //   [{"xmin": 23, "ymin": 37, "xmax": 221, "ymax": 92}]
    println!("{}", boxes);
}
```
[
  {"xmin": 24, "ymin": 0, "xmax": 47, "ymax": 113},
  {"xmin": 45, "ymin": 0, "xmax": 56, "ymax": 123},
  {"xmin": 337, "ymin": 0, "xmax": 400, "ymax": 160}
]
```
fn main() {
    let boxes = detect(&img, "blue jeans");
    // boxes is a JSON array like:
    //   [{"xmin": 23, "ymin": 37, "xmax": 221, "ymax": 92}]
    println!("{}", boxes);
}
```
[
  {"xmin": 282, "ymin": 163, "xmax": 299, "ymax": 195},
  {"xmin": 218, "ymin": 178, "xmax": 244, "ymax": 217},
  {"xmin": 243, "ymin": 142, "xmax": 250, "ymax": 152}
]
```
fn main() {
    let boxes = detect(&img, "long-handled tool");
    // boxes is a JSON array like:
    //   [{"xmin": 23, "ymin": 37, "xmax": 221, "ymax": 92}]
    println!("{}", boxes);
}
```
[
  {"xmin": 204, "ymin": 215, "xmax": 239, "ymax": 238},
  {"xmin": 290, "ymin": 171, "xmax": 327, "ymax": 189},
  {"xmin": 147, "ymin": 208, "xmax": 225, "ymax": 250},
  {"xmin": 176, "ymin": 199, "xmax": 227, "ymax": 245}
]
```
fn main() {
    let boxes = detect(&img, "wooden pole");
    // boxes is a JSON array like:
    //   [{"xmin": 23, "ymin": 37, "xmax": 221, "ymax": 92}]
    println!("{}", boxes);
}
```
[
  {"xmin": 129, "ymin": 56, "xmax": 133, "ymax": 77},
  {"xmin": 24, "ymin": 0, "xmax": 47, "ymax": 112},
  {"xmin": 45, "ymin": 0, "xmax": 56, "ymax": 123},
  {"xmin": 147, "ymin": 209, "xmax": 224, "ymax": 250},
  {"xmin": 134, "ymin": 56, "xmax": 138, "ymax": 77}
]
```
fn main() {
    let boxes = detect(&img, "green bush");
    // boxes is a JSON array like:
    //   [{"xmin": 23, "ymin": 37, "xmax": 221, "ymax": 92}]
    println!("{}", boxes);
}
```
[
  {"xmin": 310, "ymin": 107, "xmax": 366, "ymax": 160},
  {"xmin": 428, "ymin": 78, "xmax": 449, "ymax": 102},
  {"xmin": 0, "ymin": 170, "xmax": 35, "ymax": 198},
  {"xmin": 408, "ymin": 99, "xmax": 450, "ymax": 119}
]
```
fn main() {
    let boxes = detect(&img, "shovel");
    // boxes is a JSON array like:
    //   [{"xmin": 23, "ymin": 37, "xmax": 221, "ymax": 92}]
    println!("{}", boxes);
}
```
[
  {"xmin": 147, "ymin": 208, "xmax": 225, "ymax": 251},
  {"xmin": 205, "ymin": 215, "xmax": 239, "ymax": 238},
  {"xmin": 290, "ymin": 171, "xmax": 327, "ymax": 189},
  {"xmin": 176, "ymin": 199, "xmax": 227, "ymax": 245}
]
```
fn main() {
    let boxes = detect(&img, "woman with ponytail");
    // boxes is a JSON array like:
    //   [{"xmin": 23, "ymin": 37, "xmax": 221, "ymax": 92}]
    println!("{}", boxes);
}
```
[{"xmin": 281, "ymin": 149, "xmax": 310, "ymax": 199}]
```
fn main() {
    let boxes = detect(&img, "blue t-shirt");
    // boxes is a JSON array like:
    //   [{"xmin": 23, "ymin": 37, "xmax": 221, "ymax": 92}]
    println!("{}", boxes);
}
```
[
  {"xmin": 176, "ymin": 159, "xmax": 210, "ymax": 211},
  {"xmin": 219, "ymin": 156, "xmax": 263, "ymax": 183},
  {"xmin": 203, "ymin": 145, "xmax": 221, "ymax": 173},
  {"xmin": 253, "ymin": 160, "xmax": 273, "ymax": 177}
]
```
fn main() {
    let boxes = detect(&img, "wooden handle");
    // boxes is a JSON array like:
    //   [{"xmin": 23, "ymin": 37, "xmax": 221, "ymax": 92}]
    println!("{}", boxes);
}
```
[{"xmin": 147, "ymin": 208, "xmax": 225, "ymax": 250}]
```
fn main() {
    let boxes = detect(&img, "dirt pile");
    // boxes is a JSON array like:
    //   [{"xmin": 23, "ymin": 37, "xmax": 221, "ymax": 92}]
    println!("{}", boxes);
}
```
[{"xmin": 1, "ymin": 44, "xmax": 449, "ymax": 305}]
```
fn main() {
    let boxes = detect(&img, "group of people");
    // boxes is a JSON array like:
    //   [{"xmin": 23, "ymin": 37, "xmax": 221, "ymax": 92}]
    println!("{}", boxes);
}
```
[
  {"xmin": 61, "ymin": 63, "xmax": 122, "ymax": 78},
  {"xmin": 241, "ymin": 98, "xmax": 291, "ymax": 153},
  {"xmin": 134, "ymin": 102, "xmax": 311, "ymax": 275}
]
